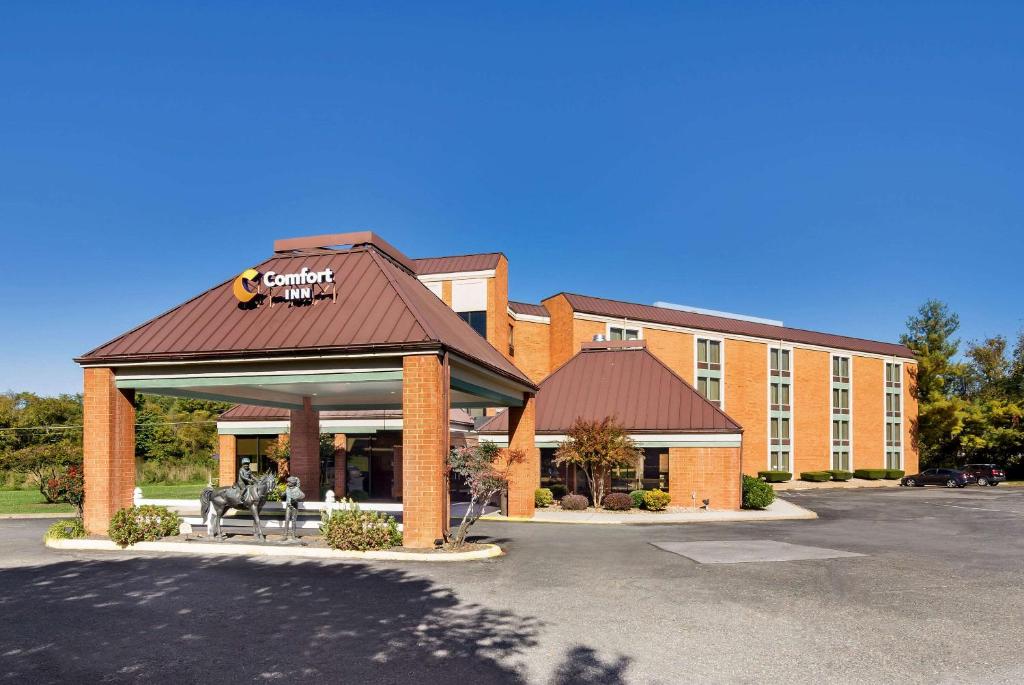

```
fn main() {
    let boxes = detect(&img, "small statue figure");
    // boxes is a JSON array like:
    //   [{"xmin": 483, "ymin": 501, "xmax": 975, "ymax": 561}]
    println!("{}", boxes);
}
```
[
  {"xmin": 282, "ymin": 475, "xmax": 305, "ymax": 540},
  {"xmin": 236, "ymin": 457, "xmax": 257, "ymax": 507}
]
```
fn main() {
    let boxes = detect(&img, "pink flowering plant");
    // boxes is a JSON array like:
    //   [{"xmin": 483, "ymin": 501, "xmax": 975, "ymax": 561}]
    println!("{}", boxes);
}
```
[{"xmin": 447, "ymin": 441, "xmax": 524, "ymax": 549}]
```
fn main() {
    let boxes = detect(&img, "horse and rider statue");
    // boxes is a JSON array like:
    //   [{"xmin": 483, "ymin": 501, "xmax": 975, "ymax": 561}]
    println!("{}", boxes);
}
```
[{"xmin": 200, "ymin": 457, "xmax": 279, "ymax": 541}]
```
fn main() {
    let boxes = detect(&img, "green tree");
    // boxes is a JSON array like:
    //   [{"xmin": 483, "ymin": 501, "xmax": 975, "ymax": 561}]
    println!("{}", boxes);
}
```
[{"xmin": 962, "ymin": 336, "xmax": 1010, "ymax": 400}]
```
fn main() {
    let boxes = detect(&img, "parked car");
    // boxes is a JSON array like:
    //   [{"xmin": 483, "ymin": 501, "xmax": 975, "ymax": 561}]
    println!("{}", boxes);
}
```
[
  {"xmin": 901, "ymin": 468, "xmax": 976, "ymax": 488},
  {"xmin": 959, "ymin": 463, "xmax": 1006, "ymax": 486}
]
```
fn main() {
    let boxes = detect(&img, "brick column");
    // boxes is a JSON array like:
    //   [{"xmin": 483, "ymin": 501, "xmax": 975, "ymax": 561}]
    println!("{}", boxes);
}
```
[
  {"xmin": 668, "ymin": 446, "xmax": 742, "ymax": 510},
  {"xmin": 332, "ymin": 433, "xmax": 347, "ymax": 496},
  {"xmin": 82, "ymin": 368, "xmax": 135, "ymax": 534},
  {"xmin": 506, "ymin": 393, "xmax": 537, "ymax": 517},
  {"xmin": 392, "ymin": 445, "xmax": 403, "ymax": 499},
  {"xmin": 402, "ymin": 354, "xmax": 448, "ymax": 548},
  {"xmin": 289, "ymin": 397, "xmax": 321, "ymax": 498},
  {"xmin": 217, "ymin": 434, "xmax": 236, "ymax": 488}
]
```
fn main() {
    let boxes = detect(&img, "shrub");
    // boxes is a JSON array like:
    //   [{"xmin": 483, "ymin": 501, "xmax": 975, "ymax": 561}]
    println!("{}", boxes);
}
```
[
  {"xmin": 348, "ymin": 489, "xmax": 369, "ymax": 502},
  {"xmin": 560, "ymin": 494, "xmax": 589, "ymax": 511},
  {"xmin": 758, "ymin": 471, "xmax": 792, "ymax": 483},
  {"xmin": 603, "ymin": 492, "xmax": 633, "ymax": 511},
  {"xmin": 549, "ymin": 484, "xmax": 568, "ymax": 500},
  {"xmin": 854, "ymin": 468, "xmax": 888, "ymax": 480},
  {"xmin": 320, "ymin": 505, "xmax": 402, "ymax": 551},
  {"xmin": 265, "ymin": 482, "xmax": 286, "ymax": 502},
  {"xmin": 642, "ymin": 489, "xmax": 672, "ymax": 512},
  {"xmin": 742, "ymin": 475, "xmax": 775, "ymax": 510},
  {"xmin": 45, "ymin": 518, "xmax": 86, "ymax": 541},
  {"xmin": 629, "ymin": 489, "xmax": 646, "ymax": 509},
  {"xmin": 799, "ymin": 471, "xmax": 832, "ymax": 482},
  {"xmin": 534, "ymin": 488, "xmax": 554, "ymax": 508},
  {"xmin": 108, "ymin": 505, "xmax": 182, "ymax": 547},
  {"xmin": 829, "ymin": 470, "xmax": 853, "ymax": 481},
  {"xmin": 885, "ymin": 469, "xmax": 905, "ymax": 480}
]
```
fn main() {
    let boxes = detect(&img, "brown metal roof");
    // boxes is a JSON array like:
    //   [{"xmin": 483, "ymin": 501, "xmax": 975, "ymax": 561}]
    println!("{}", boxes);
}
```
[
  {"xmin": 413, "ymin": 253, "xmax": 503, "ymax": 275},
  {"xmin": 478, "ymin": 343, "xmax": 741, "ymax": 435},
  {"xmin": 76, "ymin": 245, "xmax": 535, "ymax": 388},
  {"xmin": 559, "ymin": 293, "xmax": 914, "ymax": 359},
  {"xmin": 509, "ymin": 301, "xmax": 550, "ymax": 318},
  {"xmin": 219, "ymin": 404, "xmax": 475, "ymax": 427}
]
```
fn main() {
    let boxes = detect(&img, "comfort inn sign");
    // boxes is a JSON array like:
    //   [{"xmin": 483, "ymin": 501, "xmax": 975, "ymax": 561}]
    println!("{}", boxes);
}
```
[{"xmin": 233, "ymin": 267, "xmax": 336, "ymax": 305}]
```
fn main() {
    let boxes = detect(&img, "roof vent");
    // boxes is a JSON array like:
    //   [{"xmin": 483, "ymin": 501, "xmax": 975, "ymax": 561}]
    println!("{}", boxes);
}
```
[
  {"xmin": 593, "ymin": 334, "xmax": 607, "ymax": 342},
  {"xmin": 273, "ymin": 231, "xmax": 416, "ymax": 274}
]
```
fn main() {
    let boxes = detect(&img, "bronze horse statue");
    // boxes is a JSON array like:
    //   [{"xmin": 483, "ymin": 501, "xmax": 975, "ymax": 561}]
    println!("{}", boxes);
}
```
[{"xmin": 200, "ymin": 472, "xmax": 277, "ymax": 541}]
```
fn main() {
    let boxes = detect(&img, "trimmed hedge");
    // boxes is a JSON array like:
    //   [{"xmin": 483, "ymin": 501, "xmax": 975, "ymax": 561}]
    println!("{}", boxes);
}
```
[
  {"xmin": 829, "ymin": 470, "xmax": 853, "ymax": 481},
  {"xmin": 742, "ymin": 475, "xmax": 775, "ymax": 509},
  {"xmin": 534, "ymin": 488, "xmax": 554, "ymax": 508},
  {"xmin": 642, "ymin": 489, "xmax": 672, "ymax": 512},
  {"xmin": 629, "ymin": 490, "xmax": 646, "ymax": 509},
  {"xmin": 758, "ymin": 470, "xmax": 792, "ymax": 483},
  {"xmin": 45, "ymin": 518, "xmax": 85, "ymax": 541},
  {"xmin": 884, "ymin": 469, "xmax": 905, "ymax": 480},
  {"xmin": 603, "ymin": 492, "xmax": 633, "ymax": 511},
  {"xmin": 320, "ymin": 506, "xmax": 402, "ymax": 551},
  {"xmin": 799, "ymin": 471, "xmax": 832, "ymax": 482},
  {"xmin": 854, "ymin": 468, "xmax": 888, "ymax": 480},
  {"xmin": 108, "ymin": 505, "xmax": 182, "ymax": 547},
  {"xmin": 549, "ymin": 484, "xmax": 568, "ymax": 500},
  {"xmin": 560, "ymin": 494, "xmax": 589, "ymax": 511}
]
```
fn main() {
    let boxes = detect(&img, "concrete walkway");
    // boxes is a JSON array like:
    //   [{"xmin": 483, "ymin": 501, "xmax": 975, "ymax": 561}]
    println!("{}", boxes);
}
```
[
  {"xmin": 774, "ymin": 478, "xmax": 902, "ymax": 491},
  {"xmin": 483, "ymin": 497, "xmax": 816, "ymax": 524}
]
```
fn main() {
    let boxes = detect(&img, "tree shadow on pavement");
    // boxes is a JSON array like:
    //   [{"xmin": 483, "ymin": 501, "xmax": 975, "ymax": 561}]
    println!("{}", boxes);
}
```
[{"xmin": 0, "ymin": 555, "xmax": 546, "ymax": 684}]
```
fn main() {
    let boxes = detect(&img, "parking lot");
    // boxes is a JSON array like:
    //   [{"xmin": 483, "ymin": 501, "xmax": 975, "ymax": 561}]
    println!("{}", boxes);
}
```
[{"xmin": 1, "ymin": 488, "xmax": 1023, "ymax": 684}]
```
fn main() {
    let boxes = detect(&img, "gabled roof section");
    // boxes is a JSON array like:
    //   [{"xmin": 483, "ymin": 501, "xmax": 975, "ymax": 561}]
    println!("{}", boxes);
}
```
[
  {"xmin": 558, "ymin": 292, "xmax": 914, "ymax": 359},
  {"xmin": 509, "ymin": 301, "xmax": 550, "ymax": 318},
  {"xmin": 219, "ymin": 403, "xmax": 475, "ymax": 427},
  {"xmin": 413, "ymin": 252, "xmax": 503, "ymax": 275},
  {"xmin": 76, "ymin": 244, "xmax": 535, "ymax": 388},
  {"xmin": 478, "ymin": 343, "xmax": 741, "ymax": 435}
]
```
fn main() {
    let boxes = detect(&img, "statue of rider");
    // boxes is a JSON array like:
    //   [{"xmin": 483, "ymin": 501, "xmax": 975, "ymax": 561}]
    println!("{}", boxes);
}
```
[
  {"xmin": 283, "ymin": 476, "xmax": 305, "ymax": 540},
  {"xmin": 236, "ymin": 457, "xmax": 256, "ymax": 507}
]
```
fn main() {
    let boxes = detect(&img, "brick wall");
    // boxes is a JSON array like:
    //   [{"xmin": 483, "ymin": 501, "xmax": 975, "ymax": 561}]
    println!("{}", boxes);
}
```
[
  {"xmin": 402, "ymin": 354, "xmax": 448, "ymax": 548},
  {"xmin": 332, "ymin": 433, "xmax": 347, "ymax": 495},
  {"xmin": 668, "ymin": 446, "xmax": 742, "ymax": 510},
  {"xmin": 83, "ymin": 368, "xmax": 136, "ymax": 534},
  {"xmin": 506, "ymin": 394, "xmax": 538, "ymax": 517},
  {"xmin": 643, "ymin": 328, "xmax": 694, "ymax": 381},
  {"xmin": 441, "ymin": 281, "xmax": 452, "ymax": 307},
  {"xmin": 289, "ymin": 398, "xmax": 321, "ymax": 496},
  {"xmin": 794, "ymin": 348, "xmax": 830, "ymax": 473},
  {"xmin": 724, "ymin": 339, "xmax": 768, "ymax": 476},
  {"xmin": 217, "ymin": 434, "xmax": 236, "ymax": 488},
  {"xmin": 853, "ymin": 356, "xmax": 885, "ymax": 469},
  {"xmin": 511, "ymin": 319, "xmax": 551, "ymax": 382},
  {"xmin": 488, "ymin": 256, "xmax": 510, "ymax": 359},
  {"xmin": 543, "ymin": 294, "xmax": 576, "ymax": 371},
  {"xmin": 903, "ymin": 362, "xmax": 920, "ymax": 474}
]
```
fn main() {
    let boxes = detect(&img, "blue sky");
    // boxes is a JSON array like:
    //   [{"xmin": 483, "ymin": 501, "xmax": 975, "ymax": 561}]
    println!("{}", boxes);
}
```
[{"xmin": 1, "ymin": 1, "xmax": 1021, "ymax": 395}]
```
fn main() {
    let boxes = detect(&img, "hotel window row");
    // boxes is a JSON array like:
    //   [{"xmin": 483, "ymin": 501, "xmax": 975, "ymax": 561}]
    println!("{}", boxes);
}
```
[
  {"xmin": 696, "ymin": 338, "xmax": 722, "ymax": 408},
  {"xmin": 885, "ymin": 361, "xmax": 903, "ymax": 469},
  {"xmin": 831, "ymin": 355, "xmax": 851, "ymax": 471},
  {"xmin": 769, "ymin": 347, "xmax": 792, "ymax": 471}
]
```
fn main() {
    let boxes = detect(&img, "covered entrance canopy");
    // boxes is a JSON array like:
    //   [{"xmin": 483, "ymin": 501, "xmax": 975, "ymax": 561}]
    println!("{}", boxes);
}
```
[{"xmin": 75, "ymin": 232, "xmax": 538, "ymax": 547}]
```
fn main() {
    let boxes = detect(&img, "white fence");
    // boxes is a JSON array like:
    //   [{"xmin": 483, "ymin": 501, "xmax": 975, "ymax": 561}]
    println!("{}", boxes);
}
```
[{"xmin": 133, "ymin": 488, "xmax": 404, "ymax": 532}]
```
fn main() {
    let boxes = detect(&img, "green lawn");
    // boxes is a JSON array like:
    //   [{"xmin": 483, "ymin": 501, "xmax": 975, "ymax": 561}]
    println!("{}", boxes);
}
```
[
  {"xmin": 140, "ymin": 482, "xmax": 207, "ymax": 499},
  {"xmin": 0, "ymin": 490, "xmax": 74, "ymax": 515}
]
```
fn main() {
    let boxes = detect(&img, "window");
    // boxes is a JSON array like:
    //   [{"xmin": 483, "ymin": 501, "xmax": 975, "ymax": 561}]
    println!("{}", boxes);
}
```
[
  {"xmin": 770, "ymin": 382, "xmax": 790, "ymax": 410},
  {"xmin": 886, "ymin": 362, "xmax": 902, "ymax": 387},
  {"xmin": 886, "ymin": 392, "xmax": 901, "ymax": 416},
  {"xmin": 770, "ymin": 348, "xmax": 791, "ymax": 376},
  {"xmin": 832, "ymin": 420, "xmax": 850, "ymax": 444},
  {"xmin": 611, "ymin": 449, "xmax": 669, "ymax": 493},
  {"xmin": 768, "ymin": 347, "xmax": 793, "ymax": 471},
  {"xmin": 458, "ymin": 311, "xmax": 487, "ymax": 338},
  {"xmin": 832, "ymin": 451, "xmax": 850, "ymax": 471},
  {"xmin": 832, "ymin": 388, "xmax": 850, "ymax": 413},
  {"xmin": 696, "ymin": 338, "xmax": 724, "ymax": 407},
  {"xmin": 508, "ymin": 323, "xmax": 515, "ymax": 356},
  {"xmin": 610, "ymin": 326, "xmax": 640, "ymax": 341},
  {"xmin": 832, "ymin": 356, "xmax": 850, "ymax": 382},
  {"xmin": 884, "ymin": 360, "xmax": 903, "ymax": 469}
]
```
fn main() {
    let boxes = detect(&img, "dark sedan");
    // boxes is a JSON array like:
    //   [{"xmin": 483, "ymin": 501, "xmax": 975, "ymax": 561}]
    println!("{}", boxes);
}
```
[{"xmin": 901, "ymin": 468, "xmax": 976, "ymax": 488}]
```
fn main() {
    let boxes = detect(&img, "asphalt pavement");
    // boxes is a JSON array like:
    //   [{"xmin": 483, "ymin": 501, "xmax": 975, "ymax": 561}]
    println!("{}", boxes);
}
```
[{"xmin": 1, "ymin": 487, "xmax": 1023, "ymax": 684}]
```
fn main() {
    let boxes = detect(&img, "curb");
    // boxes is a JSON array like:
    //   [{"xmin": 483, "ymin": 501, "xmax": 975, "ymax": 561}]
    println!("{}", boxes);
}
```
[
  {"xmin": 0, "ymin": 513, "xmax": 75, "ymax": 520},
  {"xmin": 481, "ymin": 508, "xmax": 817, "ymax": 526},
  {"xmin": 44, "ymin": 538, "xmax": 503, "ymax": 562}
]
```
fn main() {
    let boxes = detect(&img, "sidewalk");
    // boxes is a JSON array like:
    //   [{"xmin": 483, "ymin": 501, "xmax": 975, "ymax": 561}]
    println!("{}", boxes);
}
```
[
  {"xmin": 483, "ymin": 497, "xmax": 816, "ymax": 525},
  {"xmin": 773, "ymin": 479, "xmax": 902, "ymax": 491}
]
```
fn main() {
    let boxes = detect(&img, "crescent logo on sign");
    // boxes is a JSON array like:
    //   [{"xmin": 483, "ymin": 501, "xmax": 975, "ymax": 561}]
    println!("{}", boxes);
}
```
[{"xmin": 232, "ymin": 269, "xmax": 261, "ymax": 303}]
